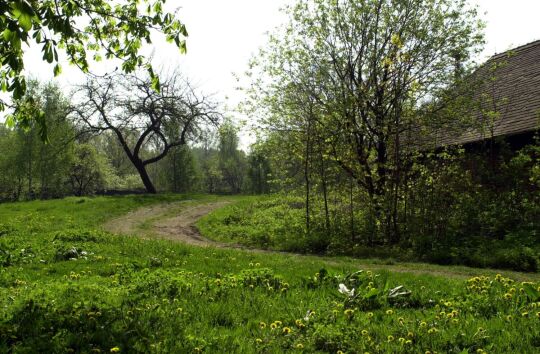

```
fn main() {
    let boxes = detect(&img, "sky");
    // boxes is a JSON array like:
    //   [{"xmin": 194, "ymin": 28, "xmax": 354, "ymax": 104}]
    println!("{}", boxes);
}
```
[{"xmin": 18, "ymin": 0, "xmax": 540, "ymax": 149}]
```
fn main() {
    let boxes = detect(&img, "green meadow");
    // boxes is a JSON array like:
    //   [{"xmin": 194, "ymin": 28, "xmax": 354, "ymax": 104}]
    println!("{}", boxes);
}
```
[{"xmin": 0, "ymin": 195, "xmax": 539, "ymax": 353}]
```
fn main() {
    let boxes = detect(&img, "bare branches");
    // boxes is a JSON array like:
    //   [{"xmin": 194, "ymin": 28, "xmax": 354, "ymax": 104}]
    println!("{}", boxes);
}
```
[{"xmin": 72, "ymin": 70, "xmax": 222, "ymax": 193}]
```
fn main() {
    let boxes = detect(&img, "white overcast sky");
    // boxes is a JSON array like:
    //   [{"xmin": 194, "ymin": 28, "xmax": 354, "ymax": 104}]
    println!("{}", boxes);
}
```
[{"xmin": 20, "ymin": 0, "xmax": 540, "ymax": 148}]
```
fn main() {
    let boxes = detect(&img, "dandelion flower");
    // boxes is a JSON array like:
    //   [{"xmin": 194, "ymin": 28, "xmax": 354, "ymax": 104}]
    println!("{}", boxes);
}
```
[
  {"xmin": 110, "ymin": 348, "xmax": 120, "ymax": 353},
  {"xmin": 282, "ymin": 327, "xmax": 292, "ymax": 335},
  {"xmin": 386, "ymin": 309, "xmax": 394, "ymax": 315},
  {"xmin": 296, "ymin": 343, "xmax": 304, "ymax": 349},
  {"xmin": 361, "ymin": 330, "xmax": 369, "ymax": 336},
  {"xmin": 367, "ymin": 312, "xmax": 374, "ymax": 319},
  {"xmin": 259, "ymin": 322, "xmax": 267, "ymax": 329},
  {"xmin": 387, "ymin": 335, "xmax": 394, "ymax": 342},
  {"xmin": 344, "ymin": 309, "xmax": 354, "ymax": 317},
  {"xmin": 256, "ymin": 338, "xmax": 263, "ymax": 344}
]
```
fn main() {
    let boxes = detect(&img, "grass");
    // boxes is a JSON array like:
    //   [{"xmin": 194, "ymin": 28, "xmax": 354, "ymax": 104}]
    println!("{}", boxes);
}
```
[
  {"xmin": 0, "ymin": 195, "xmax": 539, "ymax": 353},
  {"xmin": 196, "ymin": 195, "xmax": 540, "ymax": 272}
]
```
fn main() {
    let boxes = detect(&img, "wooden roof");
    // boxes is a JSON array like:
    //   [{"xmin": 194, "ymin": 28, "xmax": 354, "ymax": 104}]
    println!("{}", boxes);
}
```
[{"xmin": 432, "ymin": 40, "xmax": 540, "ymax": 147}]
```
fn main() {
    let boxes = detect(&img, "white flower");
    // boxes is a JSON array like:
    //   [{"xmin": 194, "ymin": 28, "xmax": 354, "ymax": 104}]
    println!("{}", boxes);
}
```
[{"xmin": 338, "ymin": 283, "xmax": 355, "ymax": 297}]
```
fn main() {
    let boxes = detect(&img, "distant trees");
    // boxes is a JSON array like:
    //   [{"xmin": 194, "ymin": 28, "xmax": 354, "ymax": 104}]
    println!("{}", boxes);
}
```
[
  {"xmin": 68, "ymin": 144, "xmax": 108, "ymax": 196},
  {"xmin": 73, "ymin": 71, "xmax": 221, "ymax": 193},
  {"xmin": 0, "ymin": 81, "xmax": 76, "ymax": 200},
  {"xmin": 218, "ymin": 122, "xmax": 247, "ymax": 194}
]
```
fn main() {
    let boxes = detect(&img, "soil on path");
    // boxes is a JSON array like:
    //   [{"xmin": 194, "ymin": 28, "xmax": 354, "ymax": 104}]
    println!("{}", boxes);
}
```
[{"xmin": 103, "ymin": 201, "xmax": 230, "ymax": 247}]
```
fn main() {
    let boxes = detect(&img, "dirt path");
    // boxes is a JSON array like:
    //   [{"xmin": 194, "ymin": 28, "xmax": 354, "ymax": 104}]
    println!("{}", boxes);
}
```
[
  {"xmin": 103, "ymin": 200, "xmax": 540, "ymax": 282},
  {"xmin": 103, "ymin": 200, "xmax": 230, "ymax": 247}
]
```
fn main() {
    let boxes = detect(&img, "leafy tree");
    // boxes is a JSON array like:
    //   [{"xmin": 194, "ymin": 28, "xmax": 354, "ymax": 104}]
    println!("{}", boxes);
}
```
[
  {"xmin": 0, "ymin": 80, "xmax": 75, "ymax": 200},
  {"xmin": 248, "ymin": 0, "xmax": 484, "ymax": 243},
  {"xmin": 163, "ymin": 145, "xmax": 202, "ymax": 193},
  {"xmin": 0, "ymin": 0, "xmax": 187, "ymax": 135},
  {"xmin": 247, "ymin": 142, "xmax": 272, "ymax": 194},
  {"xmin": 218, "ymin": 122, "xmax": 246, "ymax": 194},
  {"xmin": 68, "ymin": 143, "xmax": 108, "ymax": 196}
]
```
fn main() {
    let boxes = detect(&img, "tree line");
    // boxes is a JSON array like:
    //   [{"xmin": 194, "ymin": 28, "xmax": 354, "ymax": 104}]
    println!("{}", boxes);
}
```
[{"xmin": 0, "ymin": 76, "xmax": 272, "ymax": 201}]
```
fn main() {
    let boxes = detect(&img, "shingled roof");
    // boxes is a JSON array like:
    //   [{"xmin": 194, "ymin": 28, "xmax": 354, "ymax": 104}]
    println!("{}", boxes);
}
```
[{"xmin": 432, "ymin": 40, "xmax": 540, "ymax": 147}]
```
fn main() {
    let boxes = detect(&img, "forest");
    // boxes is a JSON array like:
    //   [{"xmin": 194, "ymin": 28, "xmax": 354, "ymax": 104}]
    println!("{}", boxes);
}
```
[{"xmin": 1, "ymin": 0, "xmax": 539, "ymax": 353}]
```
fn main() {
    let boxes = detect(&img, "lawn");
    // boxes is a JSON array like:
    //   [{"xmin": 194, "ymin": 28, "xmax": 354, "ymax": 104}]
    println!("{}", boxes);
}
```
[{"xmin": 0, "ymin": 195, "xmax": 539, "ymax": 353}]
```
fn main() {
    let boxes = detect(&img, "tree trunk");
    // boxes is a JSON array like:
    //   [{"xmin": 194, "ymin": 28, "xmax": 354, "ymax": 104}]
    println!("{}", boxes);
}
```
[{"xmin": 135, "ymin": 162, "xmax": 157, "ymax": 194}]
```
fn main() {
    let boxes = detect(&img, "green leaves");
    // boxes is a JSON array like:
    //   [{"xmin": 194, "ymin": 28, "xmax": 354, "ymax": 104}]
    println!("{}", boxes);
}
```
[
  {"xmin": 10, "ymin": 0, "xmax": 38, "ymax": 32},
  {"xmin": 0, "ymin": 0, "xmax": 189, "ymax": 140}
]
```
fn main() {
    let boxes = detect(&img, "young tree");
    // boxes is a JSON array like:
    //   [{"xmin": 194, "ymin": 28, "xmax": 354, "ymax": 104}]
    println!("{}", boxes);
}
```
[{"xmin": 73, "ymin": 71, "xmax": 221, "ymax": 193}]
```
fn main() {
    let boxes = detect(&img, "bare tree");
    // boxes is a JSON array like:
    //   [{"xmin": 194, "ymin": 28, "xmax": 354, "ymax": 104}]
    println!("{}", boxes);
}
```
[{"xmin": 73, "ymin": 71, "xmax": 221, "ymax": 193}]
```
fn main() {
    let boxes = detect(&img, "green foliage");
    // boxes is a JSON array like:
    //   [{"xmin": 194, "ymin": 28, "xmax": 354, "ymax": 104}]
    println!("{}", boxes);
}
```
[
  {"xmin": 68, "ymin": 144, "xmax": 109, "ymax": 196},
  {"xmin": 0, "ymin": 80, "xmax": 75, "ymax": 200},
  {"xmin": 0, "ymin": 0, "xmax": 187, "ymax": 134},
  {"xmin": 0, "ymin": 196, "xmax": 539, "ymax": 353}
]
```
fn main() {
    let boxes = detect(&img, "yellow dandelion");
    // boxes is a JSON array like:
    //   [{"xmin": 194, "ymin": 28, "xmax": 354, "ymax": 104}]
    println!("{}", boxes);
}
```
[
  {"xmin": 407, "ymin": 331, "xmax": 414, "ymax": 338},
  {"xmin": 110, "ymin": 348, "xmax": 120, "ymax": 353},
  {"xmin": 361, "ymin": 329, "xmax": 369, "ymax": 336},
  {"xmin": 428, "ymin": 328, "xmax": 438, "ymax": 334},
  {"xmin": 270, "ymin": 323, "xmax": 277, "ymax": 330},
  {"xmin": 405, "ymin": 340, "xmax": 412, "ymax": 345},
  {"xmin": 386, "ymin": 309, "xmax": 394, "ymax": 315},
  {"xmin": 420, "ymin": 321, "xmax": 427, "ymax": 328},
  {"xmin": 398, "ymin": 337, "xmax": 406, "ymax": 344},
  {"xmin": 387, "ymin": 335, "xmax": 394, "ymax": 342},
  {"xmin": 367, "ymin": 312, "xmax": 374, "ymax": 319},
  {"xmin": 296, "ymin": 343, "xmax": 304, "ymax": 349},
  {"xmin": 344, "ymin": 309, "xmax": 354, "ymax": 316},
  {"xmin": 259, "ymin": 321, "xmax": 266, "ymax": 329},
  {"xmin": 256, "ymin": 338, "xmax": 263, "ymax": 344},
  {"xmin": 282, "ymin": 327, "xmax": 292, "ymax": 335},
  {"xmin": 504, "ymin": 293, "xmax": 512, "ymax": 300},
  {"xmin": 522, "ymin": 312, "xmax": 529, "ymax": 317}
]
